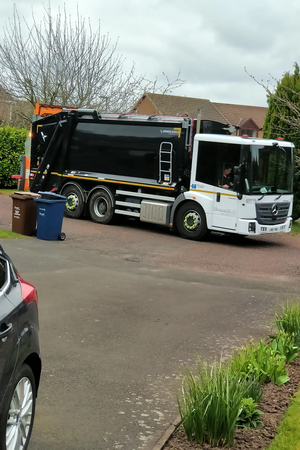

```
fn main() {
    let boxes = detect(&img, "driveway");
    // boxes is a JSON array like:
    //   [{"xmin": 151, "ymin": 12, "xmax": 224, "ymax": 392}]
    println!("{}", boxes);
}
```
[{"xmin": 1, "ymin": 193, "xmax": 300, "ymax": 449}]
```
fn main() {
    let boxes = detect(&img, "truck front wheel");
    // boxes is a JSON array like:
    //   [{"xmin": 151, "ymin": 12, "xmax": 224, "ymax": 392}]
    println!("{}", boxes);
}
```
[
  {"xmin": 89, "ymin": 190, "xmax": 114, "ymax": 224},
  {"xmin": 176, "ymin": 202, "xmax": 208, "ymax": 241}
]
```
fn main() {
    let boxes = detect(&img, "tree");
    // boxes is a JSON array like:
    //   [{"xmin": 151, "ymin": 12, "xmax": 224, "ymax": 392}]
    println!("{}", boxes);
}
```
[
  {"xmin": 262, "ymin": 63, "xmax": 300, "ymax": 146},
  {"xmin": 249, "ymin": 64, "xmax": 300, "ymax": 220},
  {"xmin": 0, "ymin": 4, "xmax": 185, "ymax": 123}
]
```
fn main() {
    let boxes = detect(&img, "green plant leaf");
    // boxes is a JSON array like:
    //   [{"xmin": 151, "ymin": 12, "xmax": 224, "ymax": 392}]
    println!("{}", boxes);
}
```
[
  {"xmin": 275, "ymin": 375, "xmax": 290, "ymax": 385},
  {"xmin": 278, "ymin": 340, "xmax": 284, "ymax": 354},
  {"xmin": 270, "ymin": 340, "xmax": 277, "ymax": 351}
]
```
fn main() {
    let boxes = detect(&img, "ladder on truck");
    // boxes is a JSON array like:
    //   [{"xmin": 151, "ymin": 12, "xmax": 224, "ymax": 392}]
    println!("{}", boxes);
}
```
[{"xmin": 159, "ymin": 142, "xmax": 173, "ymax": 184}]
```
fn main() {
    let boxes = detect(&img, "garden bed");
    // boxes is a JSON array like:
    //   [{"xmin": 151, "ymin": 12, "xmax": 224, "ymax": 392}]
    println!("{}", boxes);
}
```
[{"xmin": 164, "ymin": 357, "xmax": 300, "ymax": 450}]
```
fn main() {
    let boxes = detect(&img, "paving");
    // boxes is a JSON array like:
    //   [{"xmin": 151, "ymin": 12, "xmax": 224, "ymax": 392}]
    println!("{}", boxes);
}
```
[{"xmin": 1, "ymin": 193, "xmax": 300, "ymax": 450}]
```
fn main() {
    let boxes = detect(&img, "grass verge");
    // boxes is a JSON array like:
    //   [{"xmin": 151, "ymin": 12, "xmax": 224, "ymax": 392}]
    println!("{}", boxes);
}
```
[
  {"xmin": 0, "ymin": 189, "xmax": 16, "ymax": 195},
  {"xmin": 291, "ymin": 221, "xmax": 300, "ymax": 235},
  {"xmin": 267, "ymin": 390, "xmax": 300, "ymax": 450},
  {"xmin": 0, "ymin": 229, "xmax": 27, "ymax": 239}
]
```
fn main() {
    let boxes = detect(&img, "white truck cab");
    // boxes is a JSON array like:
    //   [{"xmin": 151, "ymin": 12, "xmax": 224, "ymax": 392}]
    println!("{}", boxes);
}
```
[{"xmin": 180, "ymin": 134, "xmax": 293, "ymax": 239}]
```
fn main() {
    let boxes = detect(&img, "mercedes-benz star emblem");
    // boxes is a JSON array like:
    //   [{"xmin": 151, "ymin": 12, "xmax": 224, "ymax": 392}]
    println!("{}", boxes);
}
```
[{"xmin": 271, "ymin": 204, "xmax": 278, "ymax": 216}]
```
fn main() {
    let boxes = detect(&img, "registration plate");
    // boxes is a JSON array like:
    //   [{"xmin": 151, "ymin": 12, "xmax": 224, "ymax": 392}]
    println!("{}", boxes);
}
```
[{"xmin": 261, "ymin": 225, "xmax": 286, "ymax": 232}]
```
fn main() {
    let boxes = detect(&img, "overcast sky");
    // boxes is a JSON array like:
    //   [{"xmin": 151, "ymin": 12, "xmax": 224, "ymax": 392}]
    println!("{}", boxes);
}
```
[{"xmin": 0, "ymin": 0, "xmax": 299, "ymax": 108}]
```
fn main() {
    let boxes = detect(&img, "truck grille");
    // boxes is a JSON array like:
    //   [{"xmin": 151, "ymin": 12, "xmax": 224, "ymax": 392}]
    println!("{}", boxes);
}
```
[{"xmin": 256, "ymin": 202, "xmax": 290, "ymax": 225}]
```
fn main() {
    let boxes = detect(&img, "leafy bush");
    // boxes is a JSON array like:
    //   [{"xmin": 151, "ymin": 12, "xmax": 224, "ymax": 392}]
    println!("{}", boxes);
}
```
[
  {"xmin": 177, "ymin": 361, "xmax": 256, "ymax": 446},
  {"xmin": 229, "ymin": 340, "xmax": 289, "ymax": 385},
  {"xmin": 0, "ymin": 126, "xmax": 27, "ymax": 187},
  {"xmin": 275, "ymin": 301, "xmax": 300, "ymax": 346},
  {"xmin": 236, "ymin": 397, "xmax": 264, "ymax": 429},
  {"xmin": 269, "ymin": 330, "xmax": 299, "ymax": 364}
]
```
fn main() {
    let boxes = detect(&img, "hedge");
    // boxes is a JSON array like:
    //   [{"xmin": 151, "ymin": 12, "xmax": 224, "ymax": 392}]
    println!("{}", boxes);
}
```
[{"xmin": 0, "ymin": 126, "xmax": 27, "ymax": 188}]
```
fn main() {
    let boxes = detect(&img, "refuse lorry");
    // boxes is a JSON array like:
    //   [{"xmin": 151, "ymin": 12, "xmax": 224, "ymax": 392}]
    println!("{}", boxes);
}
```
[{"xmin": 28, "ymin": 108, "xmax": 294, "ymax": 241}]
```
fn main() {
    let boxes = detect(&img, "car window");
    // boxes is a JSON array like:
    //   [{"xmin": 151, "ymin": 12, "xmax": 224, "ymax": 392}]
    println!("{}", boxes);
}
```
[{"xmin": 0, "ymin": 257, "xmax": 7, "ymax": 292}]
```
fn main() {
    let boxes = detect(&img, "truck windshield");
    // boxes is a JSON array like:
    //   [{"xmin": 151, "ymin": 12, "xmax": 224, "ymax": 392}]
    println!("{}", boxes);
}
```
[{"xmin": 250, "ymin": 144, "xmax": 294, "ymax": 195}]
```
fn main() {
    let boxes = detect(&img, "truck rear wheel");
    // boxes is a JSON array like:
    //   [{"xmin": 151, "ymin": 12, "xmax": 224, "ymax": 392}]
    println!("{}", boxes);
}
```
[
  {"xmin": 89, "ymin": 190, "xmax": 114, "ymax": 224},
  {"xmin": 62, "ymin": 185, "xmax": 85, "ymax": 219},
  {"xmin": 176, "ymin": 201, "xmax": 208, "ymax": 241}
]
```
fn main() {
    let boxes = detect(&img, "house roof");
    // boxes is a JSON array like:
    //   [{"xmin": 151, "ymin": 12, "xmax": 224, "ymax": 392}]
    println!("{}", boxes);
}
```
[
  {"xmin": 132, "ymin": 93, "xmax": 229, "ymax": 124},
  {"xmin": 211, "ymin": 102, "xmax": 267, "ymax": 130},
  {"xmin": 131, "ymin": 93, "xmax": 268, "ymax": 131}
]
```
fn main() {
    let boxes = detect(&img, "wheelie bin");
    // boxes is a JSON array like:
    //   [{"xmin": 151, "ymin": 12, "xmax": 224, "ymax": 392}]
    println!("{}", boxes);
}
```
[
  {"xmin": 10, "ymin": 192, "xmax": 41, "ymax": 236},
  {"xmin": 34, "ymin": 192, "xmax": 67, "ymax": 241}
]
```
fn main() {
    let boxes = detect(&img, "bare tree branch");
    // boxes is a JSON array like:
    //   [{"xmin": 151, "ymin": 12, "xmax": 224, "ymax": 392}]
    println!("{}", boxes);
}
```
[{"xmin": 0, "ymin": 4, "xmax": 186, "ymax": 123}]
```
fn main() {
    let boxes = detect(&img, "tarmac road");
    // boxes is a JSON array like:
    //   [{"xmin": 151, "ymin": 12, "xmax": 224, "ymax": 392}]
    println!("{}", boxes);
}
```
[{"xmin": 1, "ymin": 193, "xmax": 300, "ymax": 449}]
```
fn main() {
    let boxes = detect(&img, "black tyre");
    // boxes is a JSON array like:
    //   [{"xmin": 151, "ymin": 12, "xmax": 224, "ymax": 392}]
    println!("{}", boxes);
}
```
[
  {"xmin": 0, "ymin": 364, "xmax": 36, "ymax": 450},
  {"xmin": 58, "ymin": 232, "xmax": 66, "ymax": 241},
  {"xmin": 89, "ymin": 190, "xmax": 114, "ymax": 224},
  {"xmin": 176, "ymin": 201, "xmax": 208, "ymax": 241},
  {"xmin": 62, "ymin": 185, "xmax": 85, "ymax": 219}
]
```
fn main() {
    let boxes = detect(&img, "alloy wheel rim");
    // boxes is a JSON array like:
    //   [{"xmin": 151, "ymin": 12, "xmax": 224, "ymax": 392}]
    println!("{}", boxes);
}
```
[
  {"xmin": 183, "ymin": 211, "xmax": 201, "ymax": 232},
  {"xmin": 6, "ymin": 377, "xmax": 33, "ymax": 450},
  {"xmin": 66, "ymin": 193, "xmax": 79, "ymax": 211}
]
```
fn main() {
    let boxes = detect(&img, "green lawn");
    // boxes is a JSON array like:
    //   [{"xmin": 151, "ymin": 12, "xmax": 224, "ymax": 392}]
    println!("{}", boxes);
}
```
[
  {"xmin": 0, "ymin": 189, "xmax": 17, "ymax": 195},
  {"xmin": 268, "ymin": 390, "xmax": 300, "ymax": 450},
  {"xmin": 291, "ymin": 221, "xmax": 300, "ymax": 235},
  {"xmin": 0, "ymin": 229, "xmax": 27, "ymax": 239}
]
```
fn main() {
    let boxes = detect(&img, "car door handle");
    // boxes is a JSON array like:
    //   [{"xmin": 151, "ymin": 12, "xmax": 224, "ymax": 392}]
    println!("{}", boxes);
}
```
[{"xmin": 0, "ymin": 323, "xmax": 12, "ymax": 338}]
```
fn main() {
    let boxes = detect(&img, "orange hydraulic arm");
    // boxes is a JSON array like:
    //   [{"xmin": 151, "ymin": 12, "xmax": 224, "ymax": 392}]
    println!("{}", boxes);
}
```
[{"xmin": 33, "ymin": 103, "xmax": 76, "ymax": 117}]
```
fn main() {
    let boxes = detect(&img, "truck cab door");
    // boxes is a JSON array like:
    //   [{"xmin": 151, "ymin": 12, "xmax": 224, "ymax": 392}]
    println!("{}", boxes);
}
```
[{"xmin": 212, "ymin": 188, "xmax": 238, "ymax": 230}]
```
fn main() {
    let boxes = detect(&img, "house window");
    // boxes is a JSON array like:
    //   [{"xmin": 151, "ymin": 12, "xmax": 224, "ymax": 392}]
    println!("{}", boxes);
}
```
[{"xmin": 241, "ymin": 129, "xmax": 258, "ymax": 137}]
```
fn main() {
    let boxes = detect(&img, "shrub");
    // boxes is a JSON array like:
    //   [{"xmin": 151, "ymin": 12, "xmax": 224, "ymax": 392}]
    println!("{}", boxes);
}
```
[
  {"xmin": 269, "ymin": 330, "xmax": 299, "ymax": 364},
  {"xmin": 229, "ymin": 340, "xmax": 289, "ymax": 386},
  {"xmin": 275, "ymin": 301, "xmax": 300, "ymax": 346},
  {"xmin": 177, "ymin": 360, "xmax": 256, "ymax": 446},
  {"xmin": 0, "ymin": 126, "xmax": 27, "ymax": 188},
  {"xmin": 236, "ymin": 397, "xmax": 264, "ymax": 429}
]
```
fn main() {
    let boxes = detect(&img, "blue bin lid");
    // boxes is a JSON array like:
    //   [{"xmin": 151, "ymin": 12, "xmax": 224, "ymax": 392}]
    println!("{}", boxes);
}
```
[{"xmin": 37, "ymin": 191, "xmax": 67, "ymax": 201}]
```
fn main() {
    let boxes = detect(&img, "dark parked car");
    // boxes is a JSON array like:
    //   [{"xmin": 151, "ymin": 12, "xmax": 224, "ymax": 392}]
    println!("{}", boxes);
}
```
[{"xmin": 0, "ymin": 245, "xmax": 41, "ymax": 450}]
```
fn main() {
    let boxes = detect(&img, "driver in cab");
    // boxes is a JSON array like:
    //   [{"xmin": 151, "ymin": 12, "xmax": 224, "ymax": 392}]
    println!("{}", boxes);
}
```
[{"xmin": 222, "ymin": 165, "xmax": 233, "ymax": 189}]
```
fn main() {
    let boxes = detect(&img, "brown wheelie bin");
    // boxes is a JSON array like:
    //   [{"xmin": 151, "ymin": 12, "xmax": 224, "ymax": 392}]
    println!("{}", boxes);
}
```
[{"xmin": 10, "ymin": 192, "xmax": 41, "ymax": 236}]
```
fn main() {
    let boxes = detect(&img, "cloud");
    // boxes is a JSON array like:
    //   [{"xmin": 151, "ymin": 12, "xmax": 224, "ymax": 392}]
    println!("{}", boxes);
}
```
[{"xmin": 0, "ymin": 0, "xmax": 299, "ymax": 108}]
